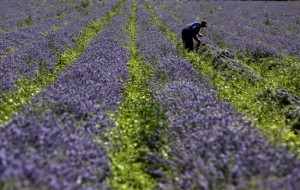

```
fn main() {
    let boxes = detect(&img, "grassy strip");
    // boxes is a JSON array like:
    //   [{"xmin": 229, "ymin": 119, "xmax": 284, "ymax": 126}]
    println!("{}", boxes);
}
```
[
  {"xmin": 242, "ymin": 56, "xmax": 300, "ymax": 97},
  {"xmin": 0, "ymin": 0, "xmax": 126, "ymax": 125},
  {"xmin": 145, "ymin": 1, "xmax": 300, "ymax": 153},
  {"xmin": 108, "ymin": 1, "xmax": 166, "ymax": 189}
]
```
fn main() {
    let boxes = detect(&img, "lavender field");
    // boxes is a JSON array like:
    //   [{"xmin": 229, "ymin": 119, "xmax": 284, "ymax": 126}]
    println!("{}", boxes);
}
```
[{"xmin": 1, "ymin": 0, "xmax": 300, "ymax": 189}]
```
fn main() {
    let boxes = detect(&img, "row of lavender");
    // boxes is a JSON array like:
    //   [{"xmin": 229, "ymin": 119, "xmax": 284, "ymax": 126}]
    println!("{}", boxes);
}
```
[
  {"xmin": 137, "ymin": 1, "xmax": 300, "ymax": 189},
  {"xmin": 0, "ymin": 0, "xmax": 115, "ymax": 93},
  {"xmin": 0, "ymin": 0, "xmax": 131, "ymax": 189},
  {"xmin": 159, "ymin": 1, "xmax": 300, "ymax": 59}
]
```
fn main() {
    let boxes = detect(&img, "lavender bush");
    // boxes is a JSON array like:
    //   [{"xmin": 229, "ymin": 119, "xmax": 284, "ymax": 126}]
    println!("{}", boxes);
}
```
[{"xmin": 155, "ymin": 80, "xmax": 300, "ymax": 190}]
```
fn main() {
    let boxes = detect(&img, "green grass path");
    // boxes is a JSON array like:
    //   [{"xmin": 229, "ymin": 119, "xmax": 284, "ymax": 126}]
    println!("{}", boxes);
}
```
[{"xmin": 107, "ymin": 1, "xmax": 167, "ymax": 189}]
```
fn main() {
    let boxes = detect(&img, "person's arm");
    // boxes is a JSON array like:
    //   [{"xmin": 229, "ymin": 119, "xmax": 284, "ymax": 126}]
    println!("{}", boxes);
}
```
[
  {"xmin": 193, "ymin": 34, "xmax": 201, "ymax": 46},
  {"xmin": 197, "ymin": 32, "xmax": 203, "ymax": 37},
  {"xmin": 192, "ymin": 24, "xmax": 202, "ymax": 45}
]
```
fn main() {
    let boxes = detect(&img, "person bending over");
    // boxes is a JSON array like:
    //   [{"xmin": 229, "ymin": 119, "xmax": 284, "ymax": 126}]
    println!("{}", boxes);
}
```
[{"xmin": 181, "ymin": 20, "xmax": 207, "ymax": 51}]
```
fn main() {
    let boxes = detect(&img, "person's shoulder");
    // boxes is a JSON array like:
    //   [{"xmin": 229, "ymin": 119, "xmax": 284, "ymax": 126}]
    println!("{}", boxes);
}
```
[
  {"xmin": 190, "ymin": 22, "xmax": 201, "ymax": 28},
  {"xmin": 186, "ymin": 22, "xmax": 201, "ymax": 29},
  {"xmin": 188, "ymin": 22, "xmax": 199, "ymax": 27},
  {"xmin": 191, "ymin": 22, "xmax": 201, "ymax": 25},
  {"xmin": 195, "ymin": 22, "xmax": 202, "ymax": 27}
]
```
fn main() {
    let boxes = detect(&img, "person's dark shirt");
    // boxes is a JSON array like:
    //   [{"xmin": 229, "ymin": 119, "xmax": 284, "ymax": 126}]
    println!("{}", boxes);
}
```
[
  {"xmin": 184, "ymin": 22, "xmax": 205, "ymax": 43},
  {"xmin": 185, "ymin": 22, "xmax": 203, "ymax": 37}
]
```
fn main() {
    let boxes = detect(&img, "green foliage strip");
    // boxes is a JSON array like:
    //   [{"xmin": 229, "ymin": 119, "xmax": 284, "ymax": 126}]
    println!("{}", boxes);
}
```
[
  {"xmin": 244, "ymin": 56, "xmax": 300, "ymax": 97},
  {"xmin": 108, "ymin": 1, "xmax": 166, "ymax": 189}
]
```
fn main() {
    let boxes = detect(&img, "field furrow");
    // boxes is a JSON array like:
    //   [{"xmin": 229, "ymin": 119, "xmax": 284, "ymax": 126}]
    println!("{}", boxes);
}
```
[{"xmin": 107, "ymin": 1, "xmax": 167, "ymax": 189}]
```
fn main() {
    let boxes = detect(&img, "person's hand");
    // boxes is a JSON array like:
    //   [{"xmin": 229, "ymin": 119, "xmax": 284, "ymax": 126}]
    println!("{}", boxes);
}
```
[{"xmin": 198, "ymin": 33, "xmax": 203, "ymax": 37}]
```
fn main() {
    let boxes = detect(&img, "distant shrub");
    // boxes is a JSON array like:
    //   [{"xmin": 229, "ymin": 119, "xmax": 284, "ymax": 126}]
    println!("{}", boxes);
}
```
[
  {"xmin": 81, "ymin": 0, "xmax": 90, "ymax": 8},
  {"xmin": 17, "ymin": 15, "xmax": 34, "ymax": 28},
  {"xmin": 264, "ymin": 18, "xmax": 272, "ymax": 26},
  {"xmin": 210, "ymin": 8, "xmax": 217, "ymax": 14},
  {"xmin": 24, "ymin": 15, "xmax": 33, "ymax": 25}
]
